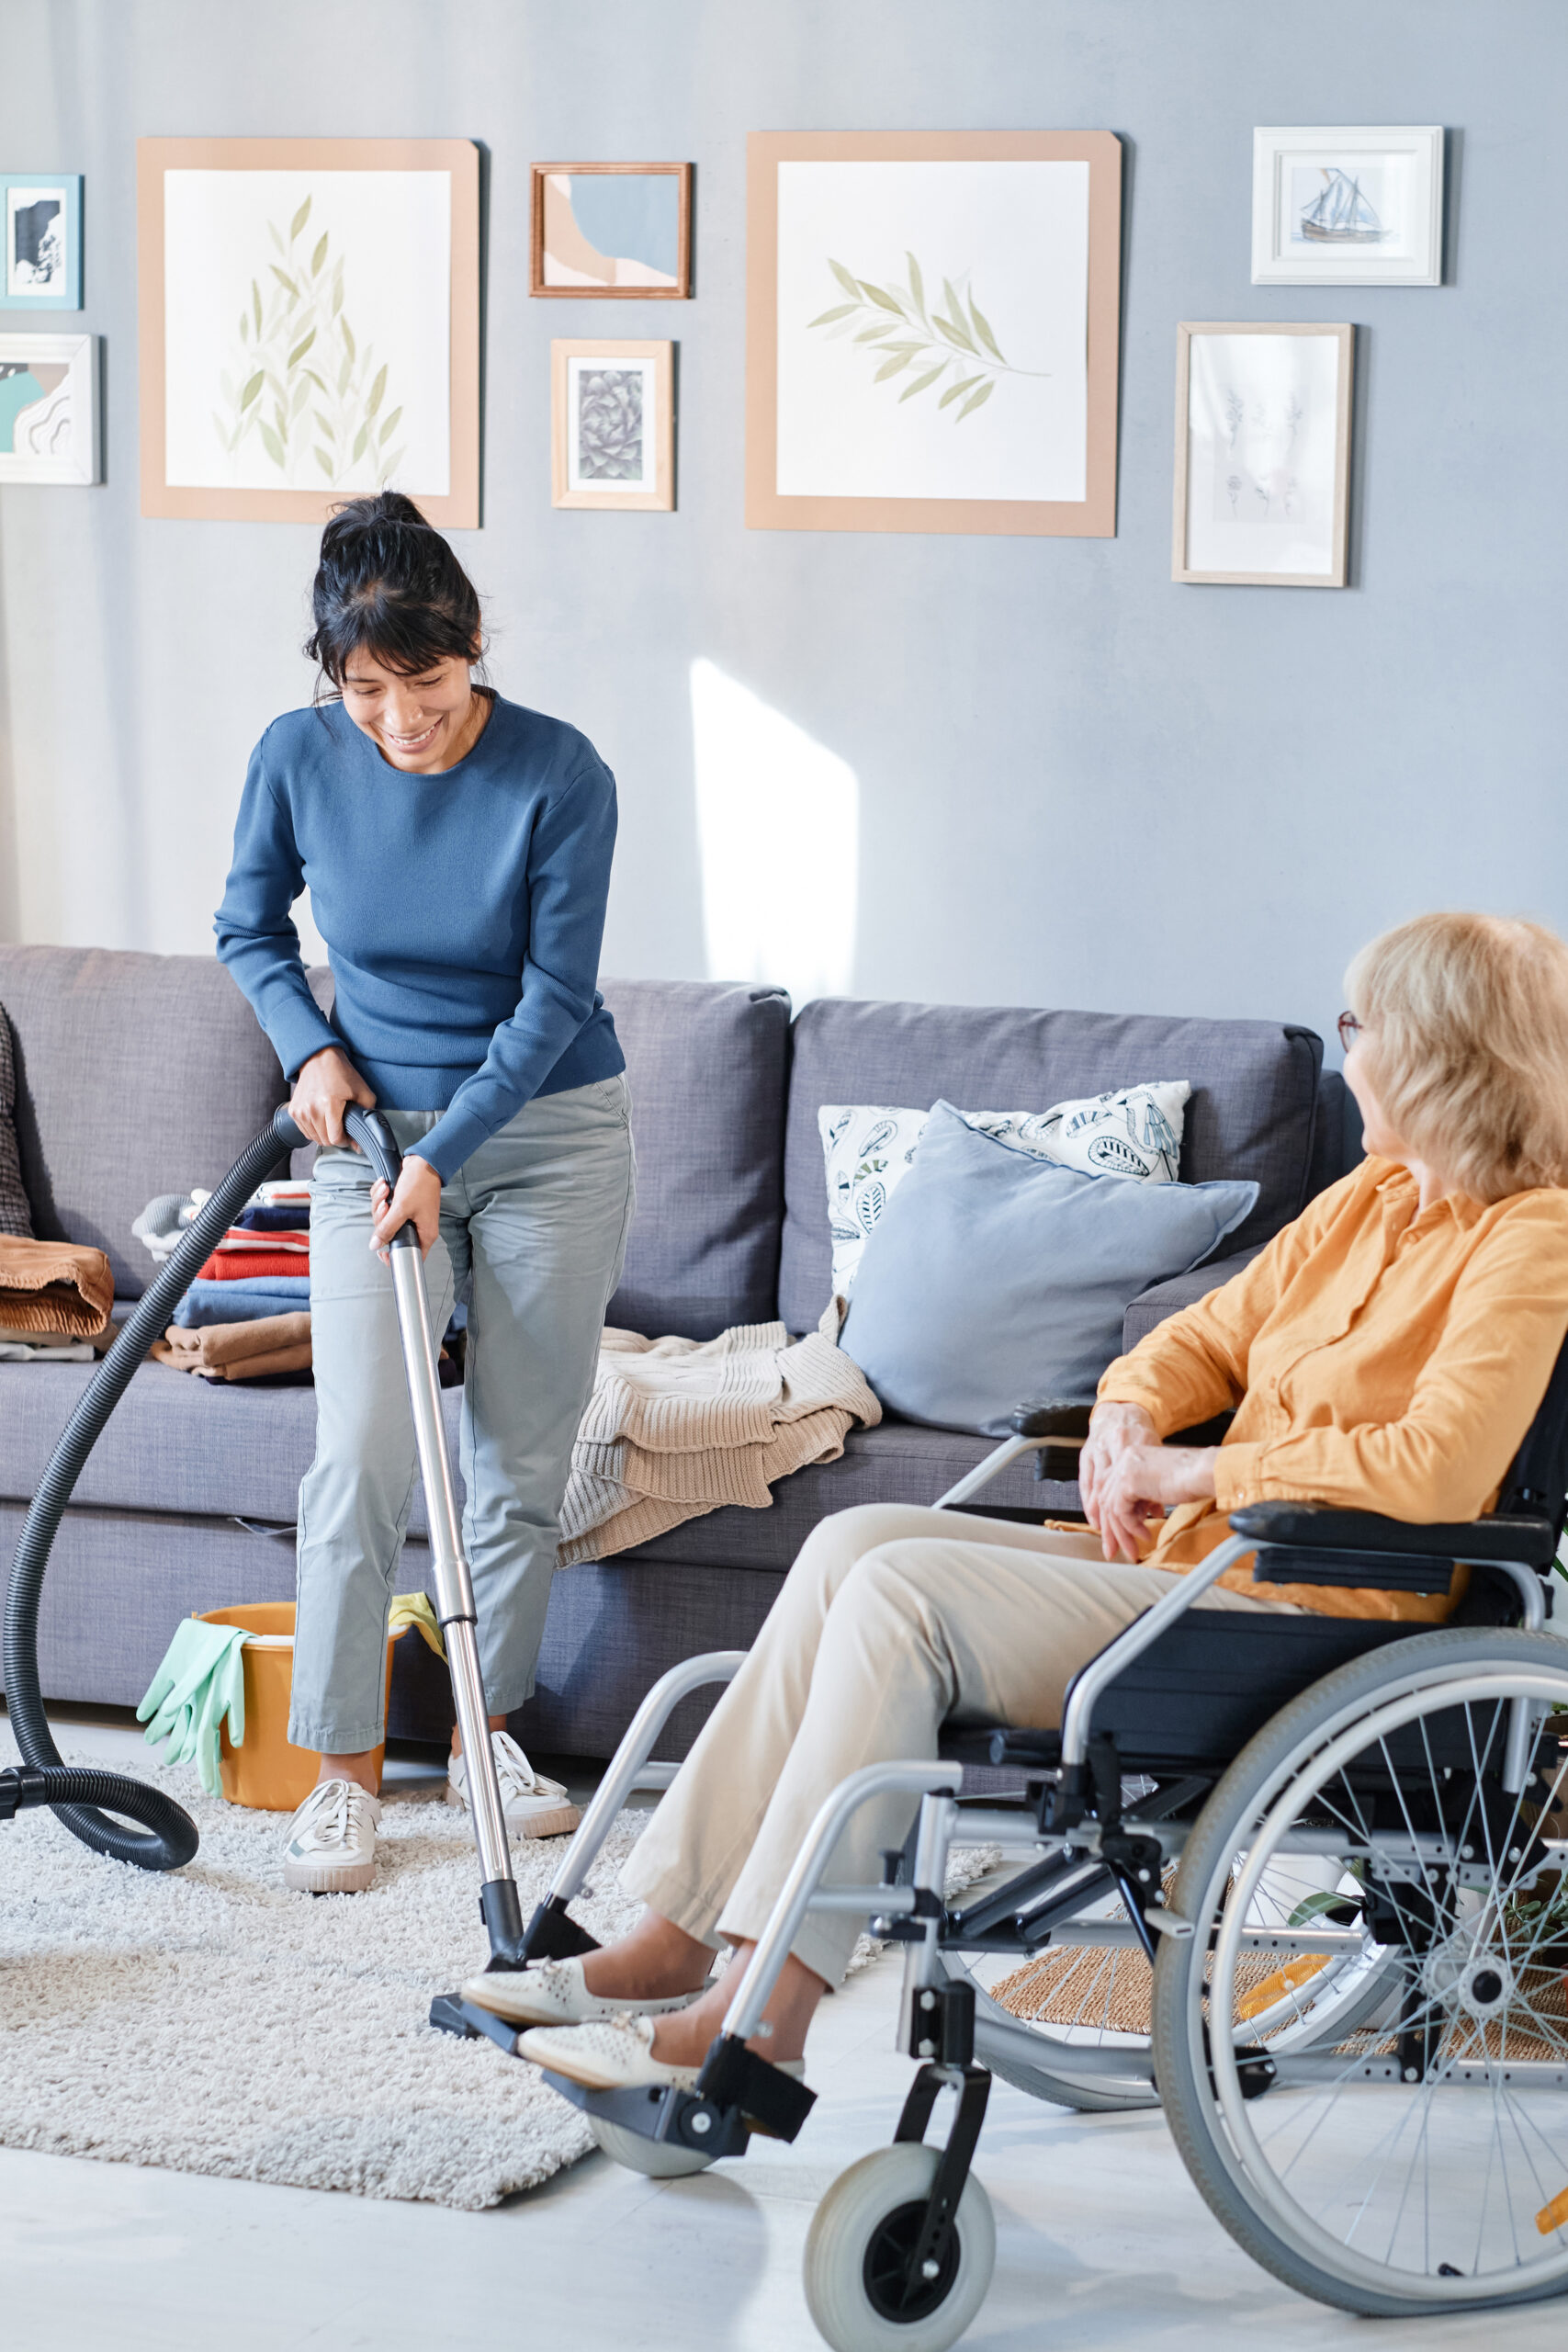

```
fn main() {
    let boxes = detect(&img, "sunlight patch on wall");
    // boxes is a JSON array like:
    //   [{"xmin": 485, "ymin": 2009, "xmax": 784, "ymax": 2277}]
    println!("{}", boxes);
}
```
[{"xmin": 689, "ymin": 657, "xmax": 857, "ymax": 1010}]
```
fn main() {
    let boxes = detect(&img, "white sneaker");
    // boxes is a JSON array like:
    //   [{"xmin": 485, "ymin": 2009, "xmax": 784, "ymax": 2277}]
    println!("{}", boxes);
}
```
[
  {"xmin": 458, "ymin": 1954, "xmax": 705, "ymax": 2028},
  {"xmin": 446, "ymin": 1730, "xmax": 581, "ymax": 1839},
  {"xmin": 520, "ymin": 2013, "xmax": 807, "ymax": 2095},
  {"xmin": 283, "ymin": 1777, "xmax": 383, "ymax": 1894}
]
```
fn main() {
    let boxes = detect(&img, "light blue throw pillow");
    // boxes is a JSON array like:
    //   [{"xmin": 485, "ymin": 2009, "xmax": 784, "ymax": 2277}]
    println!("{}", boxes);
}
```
[{"xmin": 838, "ymin": 1101, "xmax": 1258, "ymax": 1437}]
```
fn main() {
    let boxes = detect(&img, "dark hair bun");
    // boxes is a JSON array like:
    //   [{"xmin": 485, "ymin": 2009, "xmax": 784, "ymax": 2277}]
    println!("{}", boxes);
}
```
[{"xmin": 306, "ymin": 492, "xmax": 484, "ymax": 688}]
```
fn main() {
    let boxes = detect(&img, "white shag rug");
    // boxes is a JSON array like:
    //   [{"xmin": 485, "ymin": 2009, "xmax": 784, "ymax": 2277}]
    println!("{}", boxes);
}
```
[{"xmin": 0, "ymin": 1737, "xmax": 645, "ymax": 2210}]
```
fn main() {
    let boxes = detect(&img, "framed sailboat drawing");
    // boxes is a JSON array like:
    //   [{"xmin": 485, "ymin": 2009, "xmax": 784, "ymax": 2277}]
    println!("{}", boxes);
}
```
[{"xmin": 1252, "ymin": 128, "xmax": 1443, "ymax": 286}]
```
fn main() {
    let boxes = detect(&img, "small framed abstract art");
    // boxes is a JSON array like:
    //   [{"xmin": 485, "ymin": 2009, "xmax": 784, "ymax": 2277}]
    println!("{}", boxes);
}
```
[
  {"xmin": 746, "ymin": 130, "xmax": 1122, "ymax": 537},
  {"xmin": 531, "ymin": 164, "xmax": 692, "ymax": 298},
  {"xmin": 137, "ymin": 137, "xmax": 479, "ymax": 524},
  {"xmin": 2, "ymin": 175, "xmax": 82, "ymax": 309},
  {"xmin": 1172, "ymin": 322, "xmax": 1353, "ymax": 587},
  {"xmin": 0, "ymin": 334, "xmax": 98, "ymax": 483},
  {"xmin": 550, "ymin": 340, "xmax": 674, "ymax": 510},
  {"xmin": 1251, "ymin": 127, "xmax": 1443, "ymax": 286}
]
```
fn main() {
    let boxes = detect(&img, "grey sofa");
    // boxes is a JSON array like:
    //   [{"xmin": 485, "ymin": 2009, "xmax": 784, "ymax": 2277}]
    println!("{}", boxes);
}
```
[{"xmin": 0, "ymin": 944, "xmax": 1357, "ymax": 1759}]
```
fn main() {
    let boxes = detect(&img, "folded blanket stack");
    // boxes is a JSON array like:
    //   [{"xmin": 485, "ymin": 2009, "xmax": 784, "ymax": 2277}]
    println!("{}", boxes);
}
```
[
  {"xmin": 152, "ymin": 1311, "xmax": 313, "ymax": 1384},
  {"xmin": 558, "ymin": 1306, "xmax": 882, "ymax": 1566},
  {"xmin": 0, "ymin": 1234, "xmax": 114, "ymax": 1361}
]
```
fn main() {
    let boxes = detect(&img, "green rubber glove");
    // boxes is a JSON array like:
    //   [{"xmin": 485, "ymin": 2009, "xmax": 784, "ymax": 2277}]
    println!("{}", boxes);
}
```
[{"xmin": 137, "ymin": 1620, "xmax": 248, "ymax": 1795}]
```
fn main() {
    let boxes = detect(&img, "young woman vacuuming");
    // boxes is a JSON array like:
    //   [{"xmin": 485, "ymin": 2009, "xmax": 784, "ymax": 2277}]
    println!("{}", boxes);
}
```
[{"xmin": 217, "ymin": 492, "xmax": 635, "ymax": 1892}]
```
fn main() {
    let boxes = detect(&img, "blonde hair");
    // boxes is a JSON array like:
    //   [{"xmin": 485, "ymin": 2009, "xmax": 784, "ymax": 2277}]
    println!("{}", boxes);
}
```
[{"xmin": 1345, "ymin": 912, "xmax": 1568, "ymax": 1204}]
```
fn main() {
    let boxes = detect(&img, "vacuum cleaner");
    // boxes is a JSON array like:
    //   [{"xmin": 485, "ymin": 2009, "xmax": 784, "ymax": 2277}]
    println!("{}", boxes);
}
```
[{"xmin": 2, "ymin": 1103, "xmax": 540, "ymax": 2004}]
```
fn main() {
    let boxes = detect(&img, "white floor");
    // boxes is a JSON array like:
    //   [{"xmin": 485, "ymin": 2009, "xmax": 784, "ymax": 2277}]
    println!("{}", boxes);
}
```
[{"xmin": 4, "ymin": 1720, "xmax": 1565, "ymax": 2352}]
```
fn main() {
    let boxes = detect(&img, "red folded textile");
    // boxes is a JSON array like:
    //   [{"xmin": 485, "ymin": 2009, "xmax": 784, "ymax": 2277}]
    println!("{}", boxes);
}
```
[{"xmin": 196, "ymin": 1249, "xmax": 311, "ymax": 1282}]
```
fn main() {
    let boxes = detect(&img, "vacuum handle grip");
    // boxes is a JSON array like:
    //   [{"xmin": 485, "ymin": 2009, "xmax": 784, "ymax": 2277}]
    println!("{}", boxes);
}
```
[{"xmin": 270, "ymin": 1102, "xmax": 420, "ymax": 1249}]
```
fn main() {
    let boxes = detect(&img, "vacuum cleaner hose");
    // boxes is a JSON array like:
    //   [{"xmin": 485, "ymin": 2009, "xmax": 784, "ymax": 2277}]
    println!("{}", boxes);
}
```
[{"xmin": 2, "ymin": 1104, "xmax": 332, "ymax": 1871}]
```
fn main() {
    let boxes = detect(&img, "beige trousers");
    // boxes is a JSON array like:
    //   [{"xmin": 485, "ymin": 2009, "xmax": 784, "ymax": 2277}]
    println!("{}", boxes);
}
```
[{"xmin": 619, "ymin": 1504, "xmax": 1295, "ymax": 1984}]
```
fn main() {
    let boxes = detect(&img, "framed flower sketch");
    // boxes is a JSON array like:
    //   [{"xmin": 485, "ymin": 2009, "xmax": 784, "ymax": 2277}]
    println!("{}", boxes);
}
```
[
  {"xmin": 0, "ymin": 334, "xmax": 98, "ymax": 483},
  {"xmin": 1173, "ymin": 323, "xmax": 1353, "ymax": 588},
  {"xmin": 550, "ymin": 340, "xmax": 673, "ymax": 510},
  {"xmin": 3, "ymin": 175, "xmax": 82, "ymax": 309},
  {"xmin": 531, "ymin": 164, "xmax": 691, "ymax": 297},
  {"xmin": 136, "ymin": 138, "xmax": 479, "ymax": 524},
  {"xmin": 1252, "ymin": 127, "xmax": 1443, "ymax": 286},
  {"xmin": 747, "ymin": 131, "xmax": 1122, "ymax": 537}
]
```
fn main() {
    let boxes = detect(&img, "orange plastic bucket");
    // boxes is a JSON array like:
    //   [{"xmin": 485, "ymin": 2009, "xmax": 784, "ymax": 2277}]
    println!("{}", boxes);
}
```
[{"xmin": 197, "ymin": 1601, "xmax": 402, "ymax": 1812}]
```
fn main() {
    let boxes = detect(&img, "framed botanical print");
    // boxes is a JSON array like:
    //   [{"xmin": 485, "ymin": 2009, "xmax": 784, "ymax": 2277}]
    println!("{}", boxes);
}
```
[
  {"xmin": 1173, "ymin": 322, "xmax": 1353, "ymax": 587},
  {"xmin": 137, "ymin": 138, "xmax": 479, "ymax": 524},
  {"xmin": 746, "ymin": 130, "xmax": 1122, "ymax": 537},
  {"xmin": 550, "ymin": 340, "xmax": 674, "ymax": 510},
  {"xmin": 3, "ymin": 174, "xmax": 83, "ymax": 308},
  {"xmin": 531, "ymin": 164, "xmax": 692, "ymax": 297}
]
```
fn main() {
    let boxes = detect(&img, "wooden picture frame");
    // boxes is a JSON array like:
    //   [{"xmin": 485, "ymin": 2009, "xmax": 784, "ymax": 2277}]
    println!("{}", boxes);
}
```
[
  {"xmin": 746, "ymin": 130, "xmax": 1122, "ymax": 537},
  {"xmin": 137, "ymin": 137, "xmax": 479, "ymax": 525},
  {"xmin": 1172, "ymin": 322, "xmax": 1353, "ymax": 588},
  {"xmin": 531, "ymin": 163, "xmax": 692, "ymax": 299},
  {"xmin": 550, "ymin": 338, "xmax": 674, "ymax": 511}
]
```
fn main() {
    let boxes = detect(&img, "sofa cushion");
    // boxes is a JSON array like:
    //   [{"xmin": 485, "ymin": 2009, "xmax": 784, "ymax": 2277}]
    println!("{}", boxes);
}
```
[
  {"xmin": 599, "ymin": 978, "xmax": 790, "ymax": 1339},
  {"xmin": 0, "ymin": 1356, "xmax": 460, "ymax": 1539},
  {"xmin": 0, "ymin": 946, "xmax": 295, "ymax": 1298},
  {"xmin": 779, "ymin": 997, "xmax": 1323, "ymax": 1335}
]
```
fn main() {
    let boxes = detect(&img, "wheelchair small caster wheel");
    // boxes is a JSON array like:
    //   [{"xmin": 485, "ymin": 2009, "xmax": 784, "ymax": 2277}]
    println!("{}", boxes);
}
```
[
  {"xmin": 587, "ymin": 2114, "xmax": 716, "ymax": 2178},
  {"xmin": 804, "ymin": 2144, "xmax": 995, "ymax": 2351}
]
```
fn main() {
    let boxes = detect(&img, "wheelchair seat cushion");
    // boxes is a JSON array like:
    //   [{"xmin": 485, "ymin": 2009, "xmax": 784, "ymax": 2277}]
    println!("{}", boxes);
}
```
[{"xmin": 839, "ymin": 1102, "xmax": 1258, "ymax": 1436}]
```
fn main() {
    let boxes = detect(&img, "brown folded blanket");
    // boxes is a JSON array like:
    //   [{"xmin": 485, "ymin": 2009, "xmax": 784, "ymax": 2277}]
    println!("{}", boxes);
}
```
[
  {"xmin": 152, "ymin": 1311, "xmax": 312, "ymax": 1382},
  {"xmin": 0, "ymin": 1235, "xmax": 114, "ymax": 1339}
]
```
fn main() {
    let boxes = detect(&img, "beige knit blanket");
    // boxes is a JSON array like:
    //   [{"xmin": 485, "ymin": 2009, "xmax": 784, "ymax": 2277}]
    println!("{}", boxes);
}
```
[{"xmin": 559, "ymin": 1305, "xmax": 880, "ymax": 1565}]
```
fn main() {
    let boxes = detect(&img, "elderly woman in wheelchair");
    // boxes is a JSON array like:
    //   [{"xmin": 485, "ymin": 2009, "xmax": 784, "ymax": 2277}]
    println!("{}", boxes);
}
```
[{"xmin": 465, "ymin": 912, "xmax": 1568, "ymax": 2343}]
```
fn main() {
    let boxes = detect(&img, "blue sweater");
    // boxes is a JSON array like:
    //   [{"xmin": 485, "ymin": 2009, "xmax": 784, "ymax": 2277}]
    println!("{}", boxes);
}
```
[{"xmin": 215, "ymin": 695, "xmax": 624, "ymax": 1182}]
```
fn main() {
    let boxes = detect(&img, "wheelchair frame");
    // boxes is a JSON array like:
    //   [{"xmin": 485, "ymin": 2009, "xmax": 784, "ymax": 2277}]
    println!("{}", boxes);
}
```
[{"xmin": 437, "ymin": 1381, "xmax": 1568, "ymax": 2330}]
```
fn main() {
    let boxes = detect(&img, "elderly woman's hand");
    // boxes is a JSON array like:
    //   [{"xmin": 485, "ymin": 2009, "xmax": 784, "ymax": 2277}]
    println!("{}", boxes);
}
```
[
  {"xmin": 1090, "ymin": 1442, "xmax": 1220, "ymax": 1564},
  {"xmin": 1078, "ymin": 1400, "xmax": 1159, "ymax": 1527}
]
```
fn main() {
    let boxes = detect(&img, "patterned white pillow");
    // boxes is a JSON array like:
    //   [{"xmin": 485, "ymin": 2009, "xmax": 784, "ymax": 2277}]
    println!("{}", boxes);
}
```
[{"xmin": 818, "ymin": 1082, "xmax": 1190, "ymax": 1297}]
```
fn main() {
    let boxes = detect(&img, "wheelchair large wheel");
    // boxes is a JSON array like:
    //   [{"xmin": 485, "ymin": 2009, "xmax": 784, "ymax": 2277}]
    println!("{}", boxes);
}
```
[
  {"xmin": 1154, "ymin": 1628, "xmax": 1568, "ymax": 2315},
  {"xmin": 943, "ymin": 1856, "xmax": 1398, "ymax": 2116},
  {"xmin": 804, "ymin": 2143, "xmax": 995, "ymax": 2352}
]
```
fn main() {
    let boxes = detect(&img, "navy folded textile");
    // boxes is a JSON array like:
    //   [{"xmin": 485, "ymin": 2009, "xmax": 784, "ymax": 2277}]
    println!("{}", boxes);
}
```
[{"xmin": 233, "ymin": 1204, "xmax": 311, "ymax": 1233}]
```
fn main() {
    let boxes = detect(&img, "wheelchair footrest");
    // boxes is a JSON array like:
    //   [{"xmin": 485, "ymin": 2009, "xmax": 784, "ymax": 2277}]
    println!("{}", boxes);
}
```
[
  {"xmin": 541, "ymin": 2070, "xmax": 757, "ymax": 2162},
  {"xmin": 428, "ymin": 1993, "xmax": 525, "ymax": 2050},
  {"xmin": 694, "ymin": 2032, "xmax": 818, "ymax": 2142}
]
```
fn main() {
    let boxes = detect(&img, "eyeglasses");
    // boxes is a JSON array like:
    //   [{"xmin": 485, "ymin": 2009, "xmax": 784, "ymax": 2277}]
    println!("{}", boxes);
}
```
[{"xmin": 1337, "ymin": 1012, "xmax": 1363, "ymax": 1054}]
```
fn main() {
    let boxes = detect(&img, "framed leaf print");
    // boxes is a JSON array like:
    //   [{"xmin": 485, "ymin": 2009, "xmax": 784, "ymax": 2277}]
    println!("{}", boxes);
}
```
[
  {"xmin": 746, "ymin": 131, "xmax": 1122, "ymax": 537},
  {"xmin": 137, "ymin": 138, "xmax": 479, "ymax": 524}
]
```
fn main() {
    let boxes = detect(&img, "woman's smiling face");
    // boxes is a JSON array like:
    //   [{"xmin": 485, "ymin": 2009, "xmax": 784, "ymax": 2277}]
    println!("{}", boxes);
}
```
[{"xmin": 338, "ymin": 645, "xmax": 479, "ymax": 772}]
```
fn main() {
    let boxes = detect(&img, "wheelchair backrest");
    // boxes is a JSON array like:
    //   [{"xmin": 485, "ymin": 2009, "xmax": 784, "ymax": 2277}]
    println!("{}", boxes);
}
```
[{"xmin": 1496, "ymin": 1323, "xmax": 1568, "ymax": 1552}]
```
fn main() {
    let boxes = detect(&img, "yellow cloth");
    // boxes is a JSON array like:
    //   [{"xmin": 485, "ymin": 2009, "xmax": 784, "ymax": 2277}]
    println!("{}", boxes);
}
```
[
  {"xmin": 1097, "ymin": 1156, "xmax": 1568, "ymax": 1621},
  {"xmin": 389, "ymin": 1591, "xmax": 446, "ymax": 1660}
]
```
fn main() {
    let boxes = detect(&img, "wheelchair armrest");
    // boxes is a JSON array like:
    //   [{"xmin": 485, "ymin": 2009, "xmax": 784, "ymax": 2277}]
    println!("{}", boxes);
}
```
[
  {"xmin": 1230, "ymin": 1498, "xmax": 1558, "ymax": 1592},
  {"xmin": 1231, "ymin": 1500, "xmax": 1558, "ymax": 1566},
  {"xmin": 1011, "ymin": 1399, "xmax": 1094, "ymax": 1438}
]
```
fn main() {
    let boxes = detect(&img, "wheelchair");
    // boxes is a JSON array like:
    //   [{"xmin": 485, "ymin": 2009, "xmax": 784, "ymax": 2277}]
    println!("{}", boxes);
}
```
[{"xmin": 447, "ymin": 1341, "xmax": 1568, "ymax": 2349}]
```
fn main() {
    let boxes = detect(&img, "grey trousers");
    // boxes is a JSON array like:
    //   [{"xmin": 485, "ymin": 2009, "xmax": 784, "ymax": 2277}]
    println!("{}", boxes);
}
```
[
  {"xmin": 289, "ymin": 1074, "xmax": 636, "ymax": 1752},
  {"xmin": 620, "ymin": 1503, "xmax": 1296, "ymax": 1984}
]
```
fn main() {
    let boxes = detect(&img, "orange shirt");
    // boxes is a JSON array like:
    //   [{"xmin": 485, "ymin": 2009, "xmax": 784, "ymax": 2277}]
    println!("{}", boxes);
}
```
[{"xmin": 1097, "ymin": 1157, "xmax": 1568, "ymax": 1620}]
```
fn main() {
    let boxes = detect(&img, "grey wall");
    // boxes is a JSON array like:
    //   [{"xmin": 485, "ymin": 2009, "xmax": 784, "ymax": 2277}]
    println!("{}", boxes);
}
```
[{"xmin": 1, "ymin": 0, "xmax": 1563, "ymax": 1065}]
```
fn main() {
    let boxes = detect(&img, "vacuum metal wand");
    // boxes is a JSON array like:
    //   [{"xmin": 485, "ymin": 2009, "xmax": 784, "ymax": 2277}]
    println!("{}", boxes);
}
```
[{"xmin": 328, "ymin": 1108, "xmax": 525, "ymax": 1962}]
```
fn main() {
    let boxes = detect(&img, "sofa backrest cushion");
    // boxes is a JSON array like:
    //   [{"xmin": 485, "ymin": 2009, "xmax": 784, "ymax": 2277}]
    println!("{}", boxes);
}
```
[
  {"xmin": 0, "ymin": 946, "xmax": 292, "ymax": 1298},
  {"xmin": 599, "ymin": 978, "xmax": 790, "ymax": 1340},
  {"xmin": 779, "ymin": 996, "xmax": 1322, "ymax": 1335}
]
